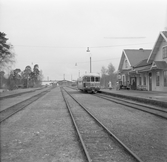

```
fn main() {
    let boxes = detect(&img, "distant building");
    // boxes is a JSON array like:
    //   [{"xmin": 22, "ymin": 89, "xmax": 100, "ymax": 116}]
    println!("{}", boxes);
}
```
[
  {"xmin": 57, "ymin": 80, "xmax": 75, "ymax": 86},
  {"xmin": 41, "ymin": 80, "xmax": 56, "ymax": 86}
]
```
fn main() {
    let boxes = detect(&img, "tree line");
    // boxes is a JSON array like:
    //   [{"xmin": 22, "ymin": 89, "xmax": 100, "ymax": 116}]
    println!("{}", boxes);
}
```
[
  {"xmin": 100, "ymin": 62, "xmax": 118, "ymax": 88},
  {"xmin": 0, "ymin": 32, "xmax": 43, "ymax": 90}
]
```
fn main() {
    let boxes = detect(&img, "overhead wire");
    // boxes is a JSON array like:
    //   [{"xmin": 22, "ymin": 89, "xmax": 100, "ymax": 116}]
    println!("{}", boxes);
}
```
[{"xmin": 13, "ymin": 42, "xmax": 154, "ymax": 66}]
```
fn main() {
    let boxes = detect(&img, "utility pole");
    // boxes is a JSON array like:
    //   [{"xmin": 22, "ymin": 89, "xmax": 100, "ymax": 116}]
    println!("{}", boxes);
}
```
[{"xmin": 90, "ymin": 56, "xmax": 92, "ymax": 73}]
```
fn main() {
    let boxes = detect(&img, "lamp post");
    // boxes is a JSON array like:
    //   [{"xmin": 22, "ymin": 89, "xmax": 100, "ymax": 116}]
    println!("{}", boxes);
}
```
[
  {"xmin": 86, "ymin": 47, "xmax": 91, "ymax": 73},
  {"xmin": 78, "ymin": 70, "xmax": 80, "ymax": 77},
  {"xmin": 90, "ymin": 55, "xmax": 92, "ymax": 73}
]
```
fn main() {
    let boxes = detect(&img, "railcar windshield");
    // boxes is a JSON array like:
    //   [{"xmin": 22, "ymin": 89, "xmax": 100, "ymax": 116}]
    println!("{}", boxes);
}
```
[{"xmin": 83, "ymin": 76, "xmax": 100, "ymax": 82}]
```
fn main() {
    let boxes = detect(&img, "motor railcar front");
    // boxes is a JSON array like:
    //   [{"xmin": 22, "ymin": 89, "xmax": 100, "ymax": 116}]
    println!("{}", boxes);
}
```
[{"xmin": 77, "ymin": 73, "xmax": 100, "ymax": 93}]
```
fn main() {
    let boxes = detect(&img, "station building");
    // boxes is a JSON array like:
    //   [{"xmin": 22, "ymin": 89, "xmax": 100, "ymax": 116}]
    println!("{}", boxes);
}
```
[
  {"xmin": 118, "ymin": 31, "xmax": 167, "ymax": 92},
  {"xmin": 118, "ymin": 49, "xmax": 151, "ymax": 90}
]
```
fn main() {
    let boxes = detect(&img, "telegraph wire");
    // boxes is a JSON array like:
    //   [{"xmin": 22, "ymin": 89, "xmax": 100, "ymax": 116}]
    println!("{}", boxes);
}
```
[
  {"xmin": 13, "ymin": 42, "xmax": 154, "ymax": 49},
  {"xmin": 75, "ymin": 57, "xmax": 120, "ymax": 64},
  {"xmin": 15, "ymin": 57, "xmax": 120, "ymax": 64}
]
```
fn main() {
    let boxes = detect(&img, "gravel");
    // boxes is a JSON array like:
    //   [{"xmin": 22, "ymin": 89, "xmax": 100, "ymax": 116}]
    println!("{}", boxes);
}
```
[
  {"xmin": 1, "ymin": 88, "xmax": 85, "ymax": 162},
  {"xmin": 68, "ymin": 88, "xmax": 167, "ymax": 162},
  {"xmin": 2, "ymin": 86, "xmax": 167, "ymax": 162}
]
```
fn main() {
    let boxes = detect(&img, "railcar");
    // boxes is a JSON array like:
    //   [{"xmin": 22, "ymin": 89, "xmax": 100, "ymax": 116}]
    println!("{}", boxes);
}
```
[{"xmin": 77, "ymin": 73, "xmax": 101, "ymax": 93}]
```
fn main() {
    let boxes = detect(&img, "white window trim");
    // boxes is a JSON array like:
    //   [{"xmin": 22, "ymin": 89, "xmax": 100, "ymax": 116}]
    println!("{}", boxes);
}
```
[{"xmin": 162, "ymin": 45, "xmax": 167, "ymax": 59}]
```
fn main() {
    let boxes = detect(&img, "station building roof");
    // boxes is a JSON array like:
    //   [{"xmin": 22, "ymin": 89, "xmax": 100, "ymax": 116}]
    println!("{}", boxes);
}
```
[{"xmin": 118, "ymin": 49, "xmax": 151, "ymax": 71}]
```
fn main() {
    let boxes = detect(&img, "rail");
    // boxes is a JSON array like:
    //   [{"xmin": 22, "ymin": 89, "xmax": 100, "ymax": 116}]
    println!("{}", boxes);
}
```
[
  {"xmin": 61, "ymin": 87, "xmax": 143, "ymax": 162},
  {"xmin": 0, "ymin": 89, "xmax": 51, "ymax": 123}
]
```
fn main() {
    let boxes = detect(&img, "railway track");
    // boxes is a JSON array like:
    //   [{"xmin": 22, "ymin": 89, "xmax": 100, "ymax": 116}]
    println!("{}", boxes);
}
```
[
  {"xmin": 0, "ymin": 89, "xmax": 51, "ymax": 123},
  {"xmin": 61, "ymin": 87, "xmax": 143, "ymax": 162},
  {"xmin": 93, "ymin": 93, "xmax": 167, "ymax": 120},
  {"xmin": 67, "ymin": 86, "xmax": 167, "ymax": 119}
]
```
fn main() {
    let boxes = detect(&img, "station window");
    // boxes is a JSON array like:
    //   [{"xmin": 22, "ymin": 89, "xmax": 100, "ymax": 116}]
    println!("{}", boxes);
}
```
[
  {"xmin": 164, "ymin": 70, "xmax": 167, "ymax": 87},
  {"xmin": 139, "ymin": 77, "xmax": 141, "ymax": 85},
  {"xmin": 156, "ymin": 71, "xmax": 160, "ymax": 86},
  {"xmin": 143, "ymin": 75, "xmax": 146, "ymax": 85},
  {"xmin": 162, "ymin": 46, "xmax": 167, "ymax": 59},
  {"xmin": 122, "ymin": 75, "xmax": 125, "ymax": 85}
]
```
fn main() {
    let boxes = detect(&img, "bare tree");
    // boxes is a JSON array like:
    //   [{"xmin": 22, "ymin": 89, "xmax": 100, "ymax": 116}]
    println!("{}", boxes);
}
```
[
  {"xmin": 101, "ymin": 66, "xmax": 108, "ymax": 76},
  {"xmin": 107, "ymin": 63, "xmax": 115, "ymax": 75},
  {"xmin": 100, "ymin": 63, "xmax": 117, "ymax": 88}
]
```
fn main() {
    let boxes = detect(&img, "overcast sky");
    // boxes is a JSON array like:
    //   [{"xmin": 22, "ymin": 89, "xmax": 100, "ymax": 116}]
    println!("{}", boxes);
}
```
[{"xmin": 1, "ymin": 0, "xmax": 167, "ymax": 80}]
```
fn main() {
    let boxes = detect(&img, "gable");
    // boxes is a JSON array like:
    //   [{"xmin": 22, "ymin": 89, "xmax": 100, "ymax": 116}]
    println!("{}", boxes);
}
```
[
  {"xmin": 148, "ymin": 31, "xmax": 167, "ymax": 62},
  {"xmin": 118, "ymin": 51, "xmax": 131, "ymax": 71},
  {"xmin": 162, "ymin": 31, "xmax": 167, "ymax": 39},
  {"xmin": 122, "ymin": 57, "xmax": 131, "ymax": 69}
]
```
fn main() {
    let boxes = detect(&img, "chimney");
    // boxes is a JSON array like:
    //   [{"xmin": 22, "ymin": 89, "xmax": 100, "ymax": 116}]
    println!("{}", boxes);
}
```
[{"xmin": 139, "ymin": 48, "xmax": 144, "ymax": 51}]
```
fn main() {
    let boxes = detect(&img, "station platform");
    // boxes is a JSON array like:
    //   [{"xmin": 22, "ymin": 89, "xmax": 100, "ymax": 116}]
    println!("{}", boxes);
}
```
[
  {"xmin": 0, "ymin": 87, "xmax": 45, "ymax": 99},
  {"xmin": 100, "ymin": 88, "xmax": 167, "ymax": 108}
]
